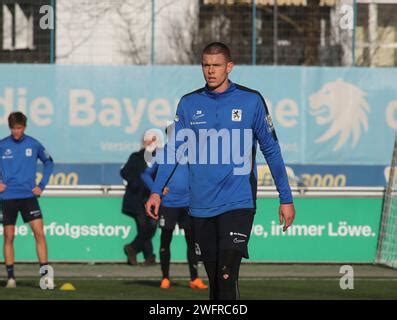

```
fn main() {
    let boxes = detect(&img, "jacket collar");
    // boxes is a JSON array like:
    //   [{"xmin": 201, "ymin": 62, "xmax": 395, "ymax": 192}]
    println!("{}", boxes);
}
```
[
  {"xmin": 204, "ymin": 80, "xmax": 236, "ymax": 98},
  {"xmin": 10, "ymin": 134, "xmax": 25, "ymax": 143}
]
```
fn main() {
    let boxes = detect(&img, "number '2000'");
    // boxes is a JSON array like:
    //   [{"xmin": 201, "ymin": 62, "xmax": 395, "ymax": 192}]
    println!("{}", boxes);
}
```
[
  {"xmin": 36, "ymin": 172, "xmax": 79, "ymax": 186},
  {"xmin": 301, "ymin": 174, "xmax": 346, "ymax": 187}
]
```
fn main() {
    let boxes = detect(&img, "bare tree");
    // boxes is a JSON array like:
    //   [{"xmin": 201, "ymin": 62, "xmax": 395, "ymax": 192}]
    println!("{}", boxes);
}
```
[
  {"xmin": 56, "ymin": 0, "xmax": 114, "ymax": 60},
  {"xmin": 56, "ymin": 0, "xmax": 176, "ymax": 64},
  {"xmin": 111, "ymin": 1, "xmax": 150, "ymax": 64},
  {"xmin": 166, "ymin": 1, "xmax": 203, "ymax": 64}
]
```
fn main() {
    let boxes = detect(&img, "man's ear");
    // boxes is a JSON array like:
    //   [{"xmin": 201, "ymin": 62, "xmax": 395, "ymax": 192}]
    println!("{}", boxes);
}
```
[{"xmin": 227, "ymin": 61, "xmax": 234, "ymax": 74}]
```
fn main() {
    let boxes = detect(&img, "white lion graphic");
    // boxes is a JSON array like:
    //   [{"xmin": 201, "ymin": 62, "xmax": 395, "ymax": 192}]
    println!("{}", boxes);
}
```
[{"xmin": 309, "ymin": 78, "xmax": 370, "ymax": 151}]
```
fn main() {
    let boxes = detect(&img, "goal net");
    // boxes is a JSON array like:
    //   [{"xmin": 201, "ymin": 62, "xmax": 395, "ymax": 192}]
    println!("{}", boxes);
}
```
[{"xmin": 376, "ymin": 132, "xmax": 397, "ymax": 268}]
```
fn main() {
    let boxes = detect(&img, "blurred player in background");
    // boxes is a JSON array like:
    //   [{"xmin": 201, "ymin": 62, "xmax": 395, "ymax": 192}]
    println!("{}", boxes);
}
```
[
  {"xmin": 120, "ymin": 129, "xmax": 163, "ymax": 266},
  {"xmin": 146, "ymin": 42, "xmax": 295, "ymax": 300},
  {"xmin": 141, "ymin": 126, "xmax": 207, "ymax": 290},
  {"xmin": 0, "ymin": 112, "xmax": 54, "ymax": 288}
]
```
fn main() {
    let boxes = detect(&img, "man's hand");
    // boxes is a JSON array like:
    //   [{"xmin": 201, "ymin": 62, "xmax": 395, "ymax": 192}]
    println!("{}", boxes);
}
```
[
  {"xmin": 0, "ymin": 183, "xmax": 6, "ymax": 193},
  {"xmin": 32, "ymin": 186, "xmax": 42, "ymax": 196},
  {"xmin": 162, "ymin": 187, "xmax": 170, "ymax": 196},
  {"xmin": 279, "ymin": 203, "xmax": 296, "ymax": 232},
  {"xmin": 145, "ymin": 193, "xmax": 161, "ymax": 220}
]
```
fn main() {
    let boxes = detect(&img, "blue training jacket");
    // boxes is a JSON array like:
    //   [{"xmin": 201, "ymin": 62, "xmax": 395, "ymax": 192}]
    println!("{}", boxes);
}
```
[
  {"xmin": 141, "ymin": 159, "xmax": 189, "ymax": 208},
  {"xmin": 0, "ymin": 135, "xmax": 54, "ymax": 200},
  {"xmin": 152, "ymin": 81, "xmax": 293, "ymax": 218}
]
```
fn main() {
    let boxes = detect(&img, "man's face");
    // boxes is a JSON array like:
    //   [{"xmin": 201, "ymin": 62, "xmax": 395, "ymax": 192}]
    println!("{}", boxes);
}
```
[
  {"xmin": 10, "ymin": 124, "xmax": 26, "ymax": 140},
  {"xmin": 202, "ymin": 53, "xmax": 233, "ymax": 92},
  {"xmin": 143, "ymin": 134, "xmax": 158, "ymax": 153}
]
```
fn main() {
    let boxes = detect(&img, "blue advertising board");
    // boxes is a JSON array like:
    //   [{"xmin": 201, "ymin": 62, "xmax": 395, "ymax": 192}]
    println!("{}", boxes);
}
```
[
  {"xmin": 38, "ymin": 163, "xmax": 389, "ymax": 187},
  {"xmin": 1, "ymin": 65, "xmax": 396, "ymax": 186}
]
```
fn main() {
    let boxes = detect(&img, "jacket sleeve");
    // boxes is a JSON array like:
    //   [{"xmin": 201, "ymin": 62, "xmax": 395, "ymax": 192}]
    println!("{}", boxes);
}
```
[
  {"xmin": 37, "ymin": 143, "xmax": 54, "ymax": 190},
  {"xmin": 140, "ymin": 162, "xmax": 158, "ymax": 191},
  {"xmin": 253, "ymin": 94, "xmax": 293, "ymax": 204},
  {"xmin": 151, "ymin": 100, "xmax": 187, "ymax": 195},
  {"xmin": 0, "ymin": 145, "xmax": 4, "ymax": 183}
]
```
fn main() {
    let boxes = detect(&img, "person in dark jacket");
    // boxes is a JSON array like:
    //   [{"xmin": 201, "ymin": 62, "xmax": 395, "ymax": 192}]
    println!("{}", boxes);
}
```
[{"xmin": 120, "ymin": 129, "xmax": 163, "ymax": 266}]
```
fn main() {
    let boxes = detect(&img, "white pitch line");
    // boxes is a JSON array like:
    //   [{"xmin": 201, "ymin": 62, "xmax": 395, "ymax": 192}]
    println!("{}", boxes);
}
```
[{"xmin": 4, "ymin": 277, "xmax": 397, "ymax": 281}]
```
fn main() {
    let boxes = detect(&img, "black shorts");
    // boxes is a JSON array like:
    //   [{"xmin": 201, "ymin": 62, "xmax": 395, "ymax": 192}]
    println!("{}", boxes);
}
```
[
  {"xmin": 192, "ymin": 208, "xmax": 255, "ymax": 262},
  {"xmin": 2, "ymin": 197, "xmax": 43, "ymax": 226},
  {"xmin": 158, "ymin": 206, "xmax": 192, "ymax": 231}
]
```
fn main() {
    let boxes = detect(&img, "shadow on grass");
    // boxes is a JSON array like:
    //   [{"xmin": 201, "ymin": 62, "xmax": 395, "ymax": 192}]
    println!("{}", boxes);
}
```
[{"xmin": 122, "ymin": 280, "xmax": 160, "ymax": 288}]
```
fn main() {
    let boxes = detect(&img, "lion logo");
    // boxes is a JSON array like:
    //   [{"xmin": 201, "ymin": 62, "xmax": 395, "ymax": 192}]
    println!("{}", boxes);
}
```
[{"xmin": 309, "ymin": 79, "xmax": 370, "ymax": 151}]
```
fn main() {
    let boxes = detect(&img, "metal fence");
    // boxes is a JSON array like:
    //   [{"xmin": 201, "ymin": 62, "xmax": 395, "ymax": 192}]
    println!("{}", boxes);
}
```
[
  {"xmin": 0, "ymin": 0, "xmax": 396, "ymax": 66},
  {"xmin": 42, "ymin": 185, "xmax": 386, "ymax": 197}
]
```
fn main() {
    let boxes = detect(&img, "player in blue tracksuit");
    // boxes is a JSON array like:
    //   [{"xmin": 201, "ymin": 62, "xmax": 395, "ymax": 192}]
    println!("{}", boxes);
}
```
[
  {"xmin": 146, "ymin": 42, "xmax": 296, "ymax": 300},
  {"xmin": 141, "ymin": 156, "xmax": 207, "ymax": 290},
  {"xmin": 0, "ymin": 112, "xmax": 54, "ymax": 289}
]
